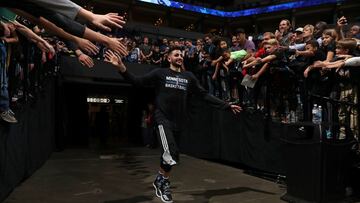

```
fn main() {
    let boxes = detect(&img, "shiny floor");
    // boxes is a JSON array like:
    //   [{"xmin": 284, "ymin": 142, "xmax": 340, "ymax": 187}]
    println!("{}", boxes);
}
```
[{"xmin": 4, "ymin": 147, "xmax": 287, "ymax": 203}]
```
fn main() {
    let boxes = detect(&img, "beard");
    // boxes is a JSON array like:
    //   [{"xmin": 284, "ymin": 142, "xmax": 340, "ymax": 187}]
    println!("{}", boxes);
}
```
[{"xmin": 171, "ymin": 60, "xmax": 183, "ymax": 68}]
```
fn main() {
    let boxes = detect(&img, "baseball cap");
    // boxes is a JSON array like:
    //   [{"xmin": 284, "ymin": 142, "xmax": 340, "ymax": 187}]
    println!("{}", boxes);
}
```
[{"xmin": 295, "ymin": 27, "xmax": 304, "ymax": 33}]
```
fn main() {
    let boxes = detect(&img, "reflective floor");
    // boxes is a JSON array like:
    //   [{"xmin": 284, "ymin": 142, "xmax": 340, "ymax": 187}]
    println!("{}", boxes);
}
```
[{"xmin": 4, "ymin": 147, "xmax": 286, "ymax": 203}]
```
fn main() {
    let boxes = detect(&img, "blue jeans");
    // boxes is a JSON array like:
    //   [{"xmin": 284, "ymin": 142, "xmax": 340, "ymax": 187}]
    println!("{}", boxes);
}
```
[
  {"xmin": 0, "ymin": 42, "xmax": 9, "ymax": 111},
  {"xmin": 206, "ymin": 73, "xmax": 220, "ymax": 98}
]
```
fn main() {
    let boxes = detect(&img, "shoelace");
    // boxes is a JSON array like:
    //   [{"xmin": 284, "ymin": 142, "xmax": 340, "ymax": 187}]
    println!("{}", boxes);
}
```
[
  {"xmin": 162, "ymin": 180, "xmax": 171, "ymax": 195},
  {"xmin": 155, "ymin": 177, "xmax": 163, "ymax": 187}
]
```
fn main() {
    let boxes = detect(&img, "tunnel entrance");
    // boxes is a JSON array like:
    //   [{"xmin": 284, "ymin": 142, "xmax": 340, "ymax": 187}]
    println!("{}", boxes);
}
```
[{"xmin": 57, "ymin": 82, "xmax": 153, "ymax": 151}]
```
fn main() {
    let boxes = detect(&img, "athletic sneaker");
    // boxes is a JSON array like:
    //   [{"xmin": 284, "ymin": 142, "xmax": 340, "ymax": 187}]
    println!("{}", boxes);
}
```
[
  {"xmin": 0, "ymin": 110, "xmax": 18, "ymax": 123},
  {"xmin": 159, "ymin": 178, "xmax": 173, "ymax": 203},
  {"xmin": 153, "ymin": 174, "xmax": 173, "ymax": 203},
  {"xmin": 153, "ymin": 173, "xmax": 163, "ymax": 197}
]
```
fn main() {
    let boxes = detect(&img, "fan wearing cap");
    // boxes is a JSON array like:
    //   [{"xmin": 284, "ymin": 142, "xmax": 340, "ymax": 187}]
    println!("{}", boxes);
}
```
[
  {"xmin": 288, "ymin": 24, "xmax": 315, "ymax": 51},
  {"xmin": 235, "ymin": 28, "xmax": 255, "ymax": 54},
  {"xmin": 292, "ymin": 27, "xmax": 304, "ymax": 45}
]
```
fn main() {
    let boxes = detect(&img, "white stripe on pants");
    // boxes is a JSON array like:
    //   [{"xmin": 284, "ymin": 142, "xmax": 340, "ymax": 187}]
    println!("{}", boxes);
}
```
[{"xmin": 158, "ymin": 124, "xmax": 177, "ymax": 166}]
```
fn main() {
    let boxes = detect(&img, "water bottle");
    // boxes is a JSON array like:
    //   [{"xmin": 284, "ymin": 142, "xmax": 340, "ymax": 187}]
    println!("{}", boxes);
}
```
[
  {"xmin": 290, "ymin": 111, "xmax": 296, "ymax": 123},
  {"xmin": 317, "ymin": 106, "xmax": 322, "ymax": 123},
  {"xmin": 312, "ymin": 104, "xmax": 318, "ymax": 123}
]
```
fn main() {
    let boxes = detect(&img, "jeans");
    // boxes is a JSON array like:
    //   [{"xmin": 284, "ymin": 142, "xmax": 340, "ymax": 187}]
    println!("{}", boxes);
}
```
[
  {"xmin": 0, "ymin": 42, "xmax": 9, "ymax": 111},
  {"xmin": 206, "ymin": 73, "xmax": 220, "ymax": 98}
]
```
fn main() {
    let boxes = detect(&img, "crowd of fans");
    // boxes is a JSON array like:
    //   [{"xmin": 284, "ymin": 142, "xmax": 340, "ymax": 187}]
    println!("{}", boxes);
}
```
[
  {"xmin": 0, "ymin": 0, "xmax": 128, "ymax": 123},
  {"xmin": 1, "ymin": 1, "xmax": 360, "ymax": 141},
  {"xmin": 0, "ymin": 17, "xmax": 63, "ymax": 124},
  {"xmin": 121, "ymin": 19, "xmax": 360, "ymax": 141}
]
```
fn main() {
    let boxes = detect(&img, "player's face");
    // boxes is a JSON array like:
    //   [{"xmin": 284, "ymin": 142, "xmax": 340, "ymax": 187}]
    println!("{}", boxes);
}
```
[{"xmin": 168, "ymin": 50, "xmax": 183, "ymax": 68}]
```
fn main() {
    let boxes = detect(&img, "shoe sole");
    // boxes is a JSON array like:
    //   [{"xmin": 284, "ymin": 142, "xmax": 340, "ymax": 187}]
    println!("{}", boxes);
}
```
[
  {"xmin": 1, "ymin": 117, "xmax": 18, "ymax": 123},
  {"xmin": 152, "ymin": 182, "xmax": 161, "ymax": 197},
  {"xmin": 152, "ymin": 182, "xmax": 173, "ymax": 203},
  {"xmin": 158, "ymin": 187, "xmax": 173, "ymax": 203},
  {"xmin": 160, "ymin": 195, "xmax": 173, "ymax": 203}
]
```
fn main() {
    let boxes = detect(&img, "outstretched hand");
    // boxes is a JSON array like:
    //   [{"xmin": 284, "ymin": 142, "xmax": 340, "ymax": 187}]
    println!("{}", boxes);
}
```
[
  {"xmin": 230, "ymin": 104, "xmax": 242, "ymax": 114},
  {"xmin": 75, "ymin": 37, "xmax": 99, "ymax": 55},
  {"xmin": 106, "ymin": 38, "xmax": 128, "ymax": 57},
  {"xmin": 78, "ymin": 53, "xmax": 94, "ymax": 68},
  {"xmin": 104, "ymin": 50, "xmax": 126, "ymax": 72},
  {"xmin": 92, "ymin": 13, "xmax": 126, "ymax": 32}
]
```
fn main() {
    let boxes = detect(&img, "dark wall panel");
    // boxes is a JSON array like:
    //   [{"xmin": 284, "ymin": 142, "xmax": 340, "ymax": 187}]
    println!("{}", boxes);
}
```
[{"xmin": 0, "ymin": 80, "xmax": 56, "ymax": 202}]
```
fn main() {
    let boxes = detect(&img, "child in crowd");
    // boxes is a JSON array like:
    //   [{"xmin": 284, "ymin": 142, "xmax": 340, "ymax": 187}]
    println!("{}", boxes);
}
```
[
  {"xmin": 321, "ymin": 29, "xmax": 338, "ymax": 62},
  {"xmin": 333, "ymin": 38, "xmax": 358, "ymax": 139},
  {"xmin": 314, "ymin": 38, "xmax": 358, "ymax": 139},
  {"xmin": 211, "ymin": 39, "xmax": 230, "ymax": 100},
  {"xmin": 244, "ymin": 39, "xmax": 296, "ymax": 121},
  {"xmin": 302, "ymin": 40, "xmax": 327, "ymax": 97},
  {"xmin": 302, "ymin": 30, "xmax": 338, "ymax": 125},
  {"xmin": 221, "ymin": 49, "xmax": 250, "ymax": 104}
]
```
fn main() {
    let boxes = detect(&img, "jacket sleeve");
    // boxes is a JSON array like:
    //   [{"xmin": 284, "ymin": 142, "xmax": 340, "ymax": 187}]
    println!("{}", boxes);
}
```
[
  {"xmin": 188, "ymin": 72, "xmax": 230, "ymax": 110},
  {"xmin": 26, "ymin": 0, "xmax": 81, "ymax": 20},
  {"xmin": 119, "ymin": 68, "xmax": 160, "ymax": 87}
]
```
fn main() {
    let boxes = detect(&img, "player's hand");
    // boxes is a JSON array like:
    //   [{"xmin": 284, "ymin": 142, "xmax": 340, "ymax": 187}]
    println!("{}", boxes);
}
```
[
  {"xmin": 104, "ymin": 50, "xmax": 126, "ymax": 72},
  {"xmin": 230, "ymin": 105, "xmax": 242, "ymax": 114}
]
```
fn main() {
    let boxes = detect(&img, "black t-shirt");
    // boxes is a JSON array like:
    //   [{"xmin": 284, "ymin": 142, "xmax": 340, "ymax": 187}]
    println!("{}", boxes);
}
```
[
  {"xmin": 307, "ymin": 50, "xmax": 334, "ymax": 97},
  {"xmin": 268, "ymin": 49, "xmax": 288, "ymax": 71},
  {"xmin": 322, "ymin": 41, "xmax": 336, "ymax": 56},
  {"xmin": 151, "ymin": 51, "xmax": 161, "ymax": 64},
  {"xmin": 308, "ymin": 49, "xmax": 327, "ymax": 65},
  {"xmin": 307, "ymin": 49, "xmax": 327, "ymax": 84},
  {"xmin": 121, "ymin": 68, "xmax": 230, "ymax": 128}
]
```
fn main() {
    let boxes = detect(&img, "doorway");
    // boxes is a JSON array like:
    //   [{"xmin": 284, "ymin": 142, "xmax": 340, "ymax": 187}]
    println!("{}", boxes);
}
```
[{"xmin": 87, "ymin": 95, "xmax": 129, "ymax": 150}]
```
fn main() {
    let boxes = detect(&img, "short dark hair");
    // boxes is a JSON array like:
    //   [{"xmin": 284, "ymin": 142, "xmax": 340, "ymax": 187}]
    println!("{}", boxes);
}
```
[
  {"xmin": 336, "ymin": 38, "xmax": 357, "ymax": 54},
  {"xmin": 306, "ymin": 40, "xmax": 319, "ymax": 48},
  {"xmin": 235, "ymin": 28, "xmax": 245, "ymax": 35},
  {"xmin": 168, "ymin": 46, "xmax": 182, "ymax": 55},
  {"xmin": 204, "ymin": 33, "xmax": 212, "ymax": 38},
  {"xmin": 221, "ymin": 48, "xmax": 231, "ymax": 56}
]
